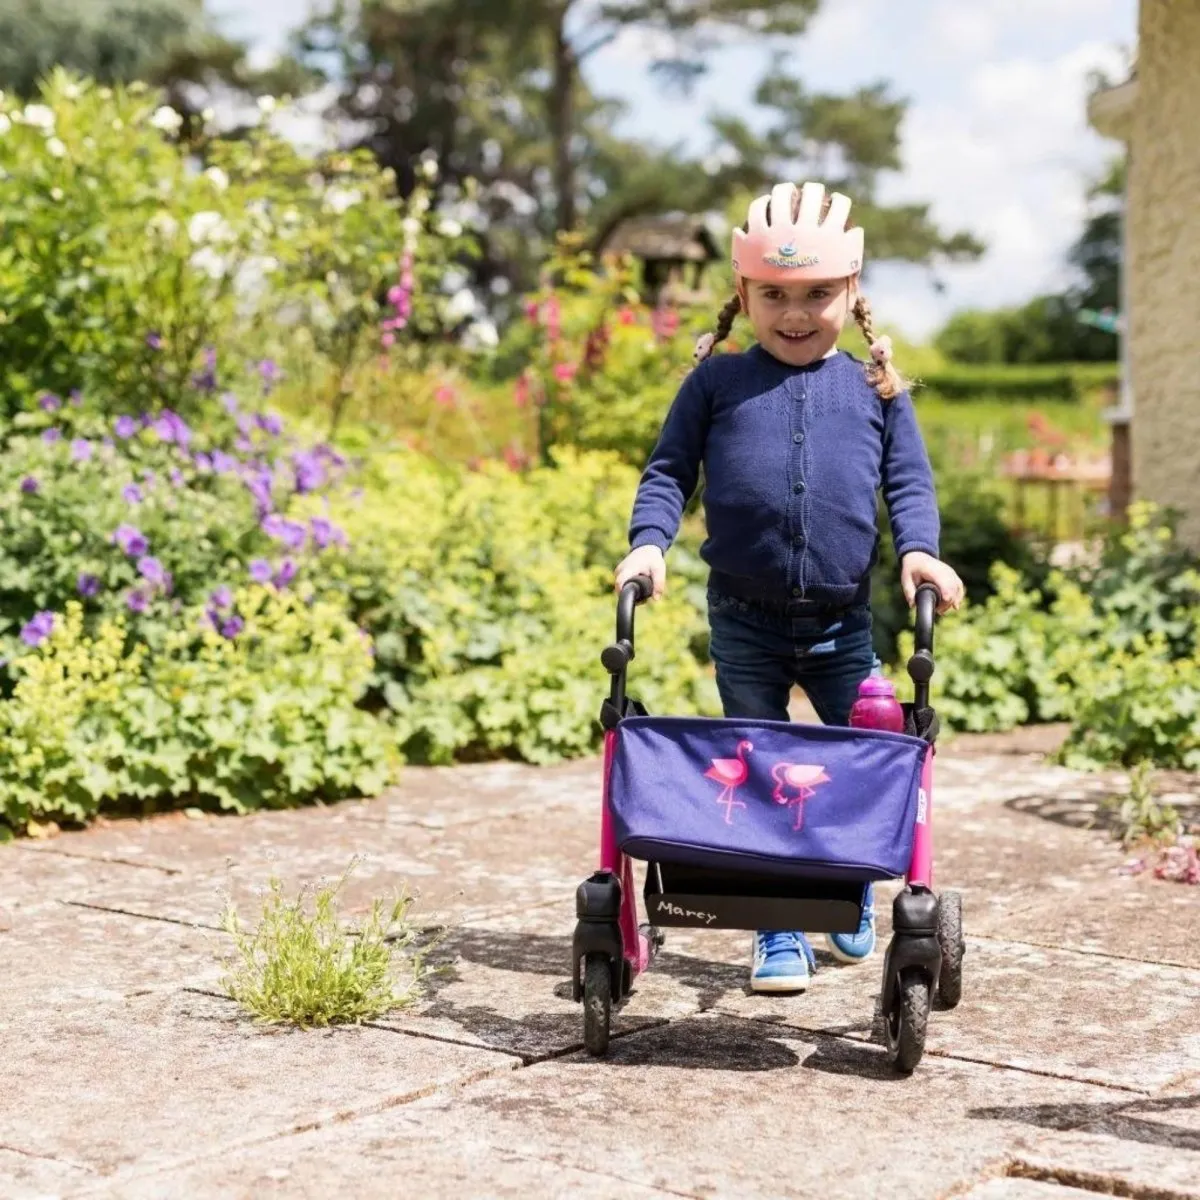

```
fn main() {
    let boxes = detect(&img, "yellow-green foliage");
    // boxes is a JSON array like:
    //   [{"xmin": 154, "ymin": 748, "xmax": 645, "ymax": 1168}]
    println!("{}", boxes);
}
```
[
  {"xmin": 320, "ymin": 445, "xmax": 718, "ymax": 764},
  {"xmin": 0, "ymin": 589, "xmax": 397, "ymax": 830}
]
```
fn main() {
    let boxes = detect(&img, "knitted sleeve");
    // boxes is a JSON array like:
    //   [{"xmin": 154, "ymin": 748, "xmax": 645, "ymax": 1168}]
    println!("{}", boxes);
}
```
[{"xmin": 880, "ymin": 390, "xmax": 940, "ymax": 559}]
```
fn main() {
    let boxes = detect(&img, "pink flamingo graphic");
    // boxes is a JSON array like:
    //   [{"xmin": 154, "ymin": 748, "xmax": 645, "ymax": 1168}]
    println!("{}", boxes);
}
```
[
  {"xmin": 705, "ymin": 740, "xmax": 753, "ymax": 824},
  {"xmin": 771, "ymin": 763, "xmax": 831, "ymax": 831}
]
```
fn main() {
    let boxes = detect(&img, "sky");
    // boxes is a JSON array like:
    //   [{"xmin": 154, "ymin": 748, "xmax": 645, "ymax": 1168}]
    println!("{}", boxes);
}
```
[{"xmin": 213, "ymin": 0, "xmax": 1136, "ymax": 340}]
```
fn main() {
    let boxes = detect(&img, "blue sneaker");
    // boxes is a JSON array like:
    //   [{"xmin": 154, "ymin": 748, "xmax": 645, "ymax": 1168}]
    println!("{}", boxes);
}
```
[
  {"xmin": 750, "ymin": 930, "xmax": 815, "ymax": 993},
  {"xmin": 826, "ymin": 884, "xmax": 877, "ymax": 964}
]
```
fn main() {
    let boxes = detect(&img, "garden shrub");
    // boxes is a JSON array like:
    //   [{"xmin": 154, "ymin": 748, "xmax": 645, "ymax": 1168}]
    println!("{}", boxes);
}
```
[
  {"xmin": 325, "ymin": 445, "xmax": 719, "ymax": 764},
  {"xmin": 0, "ymin": 590, "xmax": 396, "ymax": 831}
]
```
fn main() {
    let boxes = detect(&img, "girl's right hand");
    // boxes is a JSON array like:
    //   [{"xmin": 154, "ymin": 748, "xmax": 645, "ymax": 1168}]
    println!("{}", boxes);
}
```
[{"xmin": 614, "ymin": 545, "xmax": 667, "ymax": 600}]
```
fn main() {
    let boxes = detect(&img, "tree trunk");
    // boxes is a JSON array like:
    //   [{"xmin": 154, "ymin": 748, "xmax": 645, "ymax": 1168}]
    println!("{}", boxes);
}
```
[{"xmin": 550, "ymin": 6, "xmax": 576, "ymax": 233}]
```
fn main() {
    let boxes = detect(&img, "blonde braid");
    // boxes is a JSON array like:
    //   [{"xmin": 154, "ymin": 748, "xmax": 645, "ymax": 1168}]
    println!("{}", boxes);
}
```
[
  {"xmin": 693, "ymin": 293, "xmax": 742, "ymax": 364},
  {"xmin": 852, "ymin": 294, "xmax": 907, "ymax": 400}
]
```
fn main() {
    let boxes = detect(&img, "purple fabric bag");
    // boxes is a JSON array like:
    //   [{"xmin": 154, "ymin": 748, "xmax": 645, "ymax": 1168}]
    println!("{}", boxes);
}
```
[{"xmin": 609, "ymin": 715, "xmax": 928, "ymax": 881}]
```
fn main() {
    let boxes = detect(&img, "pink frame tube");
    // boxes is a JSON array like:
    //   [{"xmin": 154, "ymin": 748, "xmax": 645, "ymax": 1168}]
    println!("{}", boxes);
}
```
[
  {"xmin": 599, "ymin": 729, "xmax": 652, "ymax": 976},
  {"xmin": 906, "ymin": 746, "xmax": 935, "ymax": 889}
]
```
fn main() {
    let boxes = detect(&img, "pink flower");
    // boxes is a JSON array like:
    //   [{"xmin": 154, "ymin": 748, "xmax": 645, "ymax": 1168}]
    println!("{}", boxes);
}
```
[
  {"xmin": 514, "ymin": 373, "xmax": 529, "ymax": 409},
  {"xmin": 381, "ymin": 331, "xmax": 396, "ymax": 348},
  {"xmin": 387, "ymin": 284, "xmax": 405, "ymax": 305},
  {"xmin": 524, "ymin": 300, "xmax": 539, "ymax": 322},
  {"xmin": 545, "ymin": 295, "xmax": 561, "ymax": 341},
  {"xmin": 553, "ymin": 362, "xmax": 577, "ymax": 383},
  {"xmin": 435, "ymin": 385, "xmax": 456, "ymax": 409},
  {"xmin": 617, "ymin": 307, "xmax": 636, "ymax": 326}
]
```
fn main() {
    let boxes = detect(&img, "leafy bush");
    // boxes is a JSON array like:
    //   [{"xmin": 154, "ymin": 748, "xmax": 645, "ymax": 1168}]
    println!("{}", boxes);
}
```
[
  {"xmin": 325, "ymin": 445, "xmax": 718, "ymax": 764},
  {"xmin": 872, "ymin": 471, "xmax": 1044, "ymax": 663},
  {"xmin": 0, "ymin": 591, "xmax": 396, "ymax": 830},
  {"xmin": 900, "ymin": 505, "xmax": 1200, "ymax": 769},
  {"xmin": 0, "ymin": 73, "xmax": 462, "ymax": 421},
  {"xmin": 917, "ymin": 363, "xmax": 1119, "ymax": 404}
]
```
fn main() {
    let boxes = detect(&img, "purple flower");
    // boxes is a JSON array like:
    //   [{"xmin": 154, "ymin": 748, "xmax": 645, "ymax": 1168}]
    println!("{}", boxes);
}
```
[
  {"xmin": 221, "ymin": 392, "xmax": 239, "ymax": 415},
  {"xmin": 137, "ymin": 556, "xmax": 167, "ymax": 588},
  {"xmin": 235, "ymin": 412, "xmax": 255, "ymax": 436},
  {"xmin": 153, "ymin": 409, "xmax": 191, "ymax": 448},
  {"xmin": 221, "ymin": 614, "xmax": 244, "ymax": 638},
  {"xmin": 20, "ymin": 476, "xmax": 38, "ymax": 494},
  {"xmin": 256, "ymin": 410, "xmax": 284, "ymax": 437},
  {"xmin": 145, "ymin": 332, "xmax": 162, "ymax": 350},
  {"xmin": 192, "ymin": 346, "xmax": 218, "ymax": 393},
  {"xmin": 309, "ymin": 516, "xmax": 347, "ymax": 549},
  {"xmin": 210, "ymin": 450, "xmax": 235, "ymax": 474},
  {"xmin": 42, "ymin": 427, "xmax": 61, "ymax": 444},
  {"xmin": 142, "ymin": 469, "xmax": 156, "ymax": 485},
  {"xmin": 20, "ymin": 611, "xmax": 55, "ymax": 646},
  {"xmin": 77, "ymin": 572, "xmax": 101, "ymax": 598},
  {"xmin": 261, "ymin": 513, "xmax": 286, "ymax": 539},
  {"xmin": 113, "ymin": 524, "xmax": 148, "ymax": 556},
  {"xmin": 70, "ymin": 438, "xmax": 93, "ymax": 462},
  {"xmin": 69, "ymin": 389, "xmax": 83, "ymax": 408},
  {"xmin": 235, "ymin": 435, "xmax": 253, "ymax": 454},
  {"xmin": 249, "ymin": 559, "xmax": 273, "ymax": 584},
  {"xmin": 122, "ymin": 483, "xmax": 143, "ymax": 505},
  {"xmin": 170, "ymin": 468, "xmax": 185, "ymax": 487},
  {"xmin": 210, "ymin": 586, "xmax": 233, "ymax": 610},
  {"xmin": 193, "ymin": 452, "xmax": 212, "ymax": 473},
  {"xmin": 243, "ymin": 468, "xmax": 274, "ymax": 516},
  {"xmin": 258, "ymin": 359, "xmax": 281, "ymax": 394},
  {"xmin": 126, "ymin": 588, "xmax": 149, "ymax": 614},
  {"xmin": 38, "ymin": 392, "xmax": 62, "ymax": 413},
  {"xmin": 292, "ymin": 449, "xmax": 326, "ymax": 494},
  {"xmin": 114, "ymin": 415, "xmax": 138, "ymax": 439},
  {"xmin": 275, "ymin": 558, "xmax": 297, "ymax": 587}
]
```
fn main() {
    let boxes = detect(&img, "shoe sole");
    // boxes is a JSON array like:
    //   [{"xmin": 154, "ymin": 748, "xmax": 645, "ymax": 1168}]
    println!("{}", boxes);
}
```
[
  {"xmin": 750, "ymin": 974, "xmax": 810, "ymax": 993},
  {"xmin": 824, "ymin": 934, "xmax": 876, "ymax": 966}
]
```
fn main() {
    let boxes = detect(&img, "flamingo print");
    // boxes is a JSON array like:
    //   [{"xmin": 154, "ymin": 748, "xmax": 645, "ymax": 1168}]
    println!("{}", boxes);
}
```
[
  {"xmin": 770, "ymin": 763, "xmax": 831, "ymax": 831},
  {"xmin": 705, "ymin": 740, "xmax": 753, "ymax": 824}
]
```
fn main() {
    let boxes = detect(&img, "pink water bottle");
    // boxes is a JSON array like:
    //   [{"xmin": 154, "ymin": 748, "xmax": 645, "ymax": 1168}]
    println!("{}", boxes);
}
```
[{"xmin": 848, "ymin": 676, "xmax": 905, "ymax": 733}]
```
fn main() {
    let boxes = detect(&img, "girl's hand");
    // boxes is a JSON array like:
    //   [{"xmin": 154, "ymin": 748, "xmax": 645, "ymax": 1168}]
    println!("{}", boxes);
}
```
[
  {"xmin": 900, "ymin": 552, "xmax": 964, "ymax": 614},
  {"xmin": 615, "ymin": 545, "xmax": 667, "ymax": 600}
]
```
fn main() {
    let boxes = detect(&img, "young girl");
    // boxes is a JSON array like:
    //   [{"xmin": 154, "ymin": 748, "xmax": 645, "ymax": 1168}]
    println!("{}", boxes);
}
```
[{"xmin": 614, "ymin": 180, "xmax": 964, "ymax": 994}]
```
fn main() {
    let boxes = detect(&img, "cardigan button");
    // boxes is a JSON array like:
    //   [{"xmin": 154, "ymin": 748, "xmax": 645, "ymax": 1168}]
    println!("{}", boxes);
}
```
[
  {"xmin": 792, "ymin": 432, "xmax": 804, "ymax": 444},
  {"xmin": 793, "ymin": 481, "xmax": 806, "ymax": 493}
]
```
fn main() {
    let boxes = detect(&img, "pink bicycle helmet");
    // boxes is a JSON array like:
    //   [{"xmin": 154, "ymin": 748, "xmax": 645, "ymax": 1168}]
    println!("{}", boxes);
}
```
[{"xmin": 732, "ymin": 181, "xmax": 864, "ymax": 284}]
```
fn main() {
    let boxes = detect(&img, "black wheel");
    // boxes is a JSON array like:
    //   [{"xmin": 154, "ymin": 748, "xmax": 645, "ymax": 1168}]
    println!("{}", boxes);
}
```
[
  {"xmin": 583, "ymin": 955, "xmax": 612, "ymax": 1056},
  {"xmin": 885, "ymin": 968, "xmax": 931, "ymax": 1075},
  {"xmin": 936, "ymin": 890, "xmax": 964, "ymax": 1010}
]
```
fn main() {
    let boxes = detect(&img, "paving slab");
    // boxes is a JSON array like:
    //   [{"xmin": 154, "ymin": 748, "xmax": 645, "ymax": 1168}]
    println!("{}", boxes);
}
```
[
  {"xmin": 988, "ymin": 1093, "xmax": 1200, "ymax": 1200},
  {"xmin": 0, "ymin": 903, "xmax": 224, "ymax": 1016},
  {"xmin": 375, "ymin": 903, "xmax": 742, "ymax": 1063},
  {"xmin": 390, "ymin": 1014, "xmax": 1126, "ymax": 1200},
  {"xmin": 0, "ymin": 1147, "xmax": 96, "ymax": 1200},
  {"xmin": 1, "ymin": 844, "xmax": 167, "ymax": 919},
  {"xmin": 91, "ymin": 1106, "xmax": 686, "ymax": 1200},
  {"xmin": 0, "ymin": 989, "xmax": 518, "ymax": 1179},
  {"xmin": 958, "ymin": 1178, "xmax": 1105, "ymax": 1199},
  {"xmin": 711, "ymin": 934, "xmax": 1200, "ymax": 1093},
  {"xmin": 59, "ymin": 800, "xmax": 597, "ymax": 932}
]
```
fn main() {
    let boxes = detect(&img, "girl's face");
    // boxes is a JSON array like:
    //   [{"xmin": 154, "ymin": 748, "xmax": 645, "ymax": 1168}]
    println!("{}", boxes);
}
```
[{"xmin": 738, "ymin": 276, "xmax": 856, "ymax": 366}]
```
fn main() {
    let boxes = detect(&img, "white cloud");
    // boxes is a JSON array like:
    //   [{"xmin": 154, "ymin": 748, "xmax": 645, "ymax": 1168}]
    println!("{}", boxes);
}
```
[{"xmin": 873, "ymin": 40, "xmax": 1129, "ymax": 336}]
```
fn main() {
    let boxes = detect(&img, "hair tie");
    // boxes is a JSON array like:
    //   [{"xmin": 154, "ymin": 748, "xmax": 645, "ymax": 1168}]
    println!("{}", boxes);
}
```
[
  {"xmin": 869, "ymin": 335, "xmax": 893, "ymax": 366},
  {"xmin": 693, "ymin": 332, "xmax": 716, "ymax": 363}
]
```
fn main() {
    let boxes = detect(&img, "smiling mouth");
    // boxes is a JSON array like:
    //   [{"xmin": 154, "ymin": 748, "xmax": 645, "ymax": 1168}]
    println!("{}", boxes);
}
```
[{"xmin": 776, "ymin": 330, "xmax": 816, "ymax": 343}]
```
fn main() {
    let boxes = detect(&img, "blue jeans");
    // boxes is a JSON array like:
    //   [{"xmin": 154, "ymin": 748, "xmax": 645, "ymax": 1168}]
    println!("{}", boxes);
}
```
[{"xmin": 706, "ymin": 589, "xmax": 880, "ymax": 726}]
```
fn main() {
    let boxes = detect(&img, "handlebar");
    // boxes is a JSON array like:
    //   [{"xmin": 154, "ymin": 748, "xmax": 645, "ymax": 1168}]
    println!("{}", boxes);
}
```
[
  {"xmin": 601, "ymin": 574, "xmax": 654, "ymax": 676},
  {"xmin": 907, "ymin": 582, "xmax": 940, "ymax": 710}
]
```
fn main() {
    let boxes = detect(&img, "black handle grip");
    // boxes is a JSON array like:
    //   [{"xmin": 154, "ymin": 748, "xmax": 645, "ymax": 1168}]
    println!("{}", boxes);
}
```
[
  {"xmin": 907, "ymin": 583, "xmax": 940, "ymax": 706},
  {"xmin": 914, "ymin": 583, "xmax": 939, "ymax": 654},
  {"xmin": 603, "ymin": 574, "xmax": 654, "ymax": 677}
]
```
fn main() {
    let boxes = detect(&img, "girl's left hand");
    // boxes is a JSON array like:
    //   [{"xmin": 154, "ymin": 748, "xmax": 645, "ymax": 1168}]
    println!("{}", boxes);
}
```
[{"xmin": 900, "ymin": 552, "xmax": 965, "ymax": 614}]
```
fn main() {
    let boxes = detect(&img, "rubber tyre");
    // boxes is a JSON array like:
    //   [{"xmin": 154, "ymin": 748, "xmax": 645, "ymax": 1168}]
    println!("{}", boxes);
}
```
[
  {"xmin": 886, "ymin": 968, "xmax": 930, "ymax": 1075},
  {"xmin": 936, "ymin": 890, "xmax": 964, "ymax": 1010},
  {"xmin": 583, "ymin": 955, "xmax": 612, "ymax": 1057}
]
